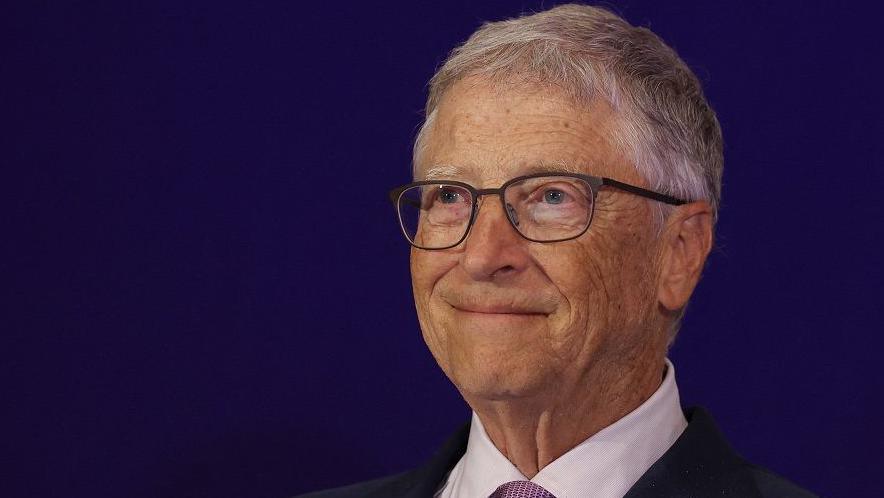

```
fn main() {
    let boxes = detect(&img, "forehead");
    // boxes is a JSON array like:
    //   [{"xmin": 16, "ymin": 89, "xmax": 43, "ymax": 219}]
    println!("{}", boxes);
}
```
[{"xmin": 416, "ymin": 78, "xmax": 638, "ymax": 185}]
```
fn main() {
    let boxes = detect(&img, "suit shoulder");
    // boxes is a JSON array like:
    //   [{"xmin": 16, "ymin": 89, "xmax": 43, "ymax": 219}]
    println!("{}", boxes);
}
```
[
  {"xmin": 746, "ymin": 464, "xmax": 818, "ymax": 498},
  {"xmin": 626, "ymin": 408, "xmax": 818, "ymax": 498}
]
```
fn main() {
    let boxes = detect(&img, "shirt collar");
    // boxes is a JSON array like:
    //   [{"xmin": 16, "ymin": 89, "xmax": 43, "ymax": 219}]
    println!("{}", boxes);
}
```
[{"xmin": 439, "ymin": 359, "xmax": 687, "ymax": 498}]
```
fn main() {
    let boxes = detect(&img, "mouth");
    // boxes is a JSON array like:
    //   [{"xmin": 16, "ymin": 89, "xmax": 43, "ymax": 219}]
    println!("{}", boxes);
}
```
[
  {"xmin": 439, "ymin": 287, "xmax": 557, "ymax": 317},
  {"xmin": 450, "ymin": 304, "xmax": 550, "ymax": 316}
]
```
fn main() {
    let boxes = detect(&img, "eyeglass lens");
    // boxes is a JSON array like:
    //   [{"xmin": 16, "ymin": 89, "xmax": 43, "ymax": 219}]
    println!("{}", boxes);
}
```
[{"xmin": 396, "ymin": 176, "xmax": 595, "ymax": 249}]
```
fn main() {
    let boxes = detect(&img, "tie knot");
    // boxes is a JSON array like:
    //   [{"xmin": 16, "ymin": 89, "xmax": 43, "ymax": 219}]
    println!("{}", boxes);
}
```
[{"xmin": 489, "ymin": 480, "xmax": 556, "ymax": 498}]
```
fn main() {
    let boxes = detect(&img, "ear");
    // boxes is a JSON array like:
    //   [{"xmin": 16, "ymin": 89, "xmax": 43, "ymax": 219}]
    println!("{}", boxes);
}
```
[{"xmin": 657, "ymin": 201, "xmax": 714, "ymax": 311}]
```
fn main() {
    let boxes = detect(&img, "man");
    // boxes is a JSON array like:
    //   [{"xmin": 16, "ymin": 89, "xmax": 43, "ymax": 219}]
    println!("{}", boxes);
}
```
[{"xmin": 300, "ymin": 4, "xmax": 813, "ymax": 497}]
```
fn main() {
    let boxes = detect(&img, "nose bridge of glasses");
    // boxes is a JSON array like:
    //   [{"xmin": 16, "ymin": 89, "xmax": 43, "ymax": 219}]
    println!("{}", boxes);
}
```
[
  {"xmin": 472, "ymin": 186, "xmax": 505, "ymax": 205},
  {"xmin": 471, "ymin": 186, "xmax": 519, "ymax": 230}
]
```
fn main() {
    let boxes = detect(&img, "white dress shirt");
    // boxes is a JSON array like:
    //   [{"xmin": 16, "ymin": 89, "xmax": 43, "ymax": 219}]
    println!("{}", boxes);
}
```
[{"xmin": 436, "ymin": 359, "xmax": 687, "ymax": 498}]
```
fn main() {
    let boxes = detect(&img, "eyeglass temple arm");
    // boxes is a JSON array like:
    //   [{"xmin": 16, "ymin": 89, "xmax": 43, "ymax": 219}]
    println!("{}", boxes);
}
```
[{"xmin": 601, "ymin": 178, "xmax": 688, "ymax": 206}]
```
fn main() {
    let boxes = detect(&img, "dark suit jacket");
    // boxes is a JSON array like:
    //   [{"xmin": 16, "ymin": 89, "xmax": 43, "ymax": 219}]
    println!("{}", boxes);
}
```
[{"xmin": 296, "ymin": 407, "xmax": 815, "ymax": 497}]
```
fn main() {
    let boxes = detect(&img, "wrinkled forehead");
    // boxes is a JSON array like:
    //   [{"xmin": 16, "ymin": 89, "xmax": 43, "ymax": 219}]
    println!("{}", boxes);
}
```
[{"xmin": 413, "ymin": 78, "xmax": 639, "ymax": 187}]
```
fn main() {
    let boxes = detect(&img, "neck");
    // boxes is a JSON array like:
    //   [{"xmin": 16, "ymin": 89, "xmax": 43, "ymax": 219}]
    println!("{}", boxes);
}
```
[{"xmin": 465, "ymin": 357, "xmax": 665, "ymax": 478}]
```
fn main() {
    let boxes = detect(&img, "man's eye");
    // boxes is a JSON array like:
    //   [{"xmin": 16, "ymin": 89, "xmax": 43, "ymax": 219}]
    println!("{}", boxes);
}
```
[
  {"xmin": 543, "ymin": 189, "xmax": 568, "ymax": 204},
  {"xmin": 438, "ymin": 189, "xmax": 462, "ymax": 204}
]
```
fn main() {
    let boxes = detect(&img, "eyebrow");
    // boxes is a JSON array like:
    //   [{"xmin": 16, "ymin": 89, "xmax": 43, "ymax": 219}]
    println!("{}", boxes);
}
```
[
  {"xmin": 519, "ymin": 161, "xmax": 585, "ymax": 176},
  {"xmin": 422, "ymin": 165, "xmax": 466, "ymax": 180},
  {"xmin": 419, "ymin": 161, "xmax": 587, "ymax": 181}
]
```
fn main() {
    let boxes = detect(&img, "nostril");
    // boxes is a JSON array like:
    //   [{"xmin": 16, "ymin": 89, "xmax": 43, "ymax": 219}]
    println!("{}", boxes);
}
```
[{"xmin": 492, "ymin": 265, "xmax": 516, "ymax": 278}]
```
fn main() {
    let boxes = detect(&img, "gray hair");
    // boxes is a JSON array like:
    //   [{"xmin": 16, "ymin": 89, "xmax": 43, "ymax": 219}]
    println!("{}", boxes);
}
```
[{"xmin": 413, "ymin": 3, "xmax": 723, "ymax": 225}]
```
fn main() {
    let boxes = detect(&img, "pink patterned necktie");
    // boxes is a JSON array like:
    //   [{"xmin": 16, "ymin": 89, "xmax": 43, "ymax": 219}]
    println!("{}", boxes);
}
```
[{"xmin": 489, "ymin": 480, "xmax": 557, "ymax": 498}]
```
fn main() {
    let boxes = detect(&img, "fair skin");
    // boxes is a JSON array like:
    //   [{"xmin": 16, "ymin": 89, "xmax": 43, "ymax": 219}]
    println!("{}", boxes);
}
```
[{"xmin": 410, "ymin": 77, "xmax": 713, "ymax": 478}]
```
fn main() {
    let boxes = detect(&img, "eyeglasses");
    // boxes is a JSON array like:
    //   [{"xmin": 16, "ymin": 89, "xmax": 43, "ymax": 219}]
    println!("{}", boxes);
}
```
[{"xmin": 389, "ymin": 172, "xmax": 688, "ymax": 250}]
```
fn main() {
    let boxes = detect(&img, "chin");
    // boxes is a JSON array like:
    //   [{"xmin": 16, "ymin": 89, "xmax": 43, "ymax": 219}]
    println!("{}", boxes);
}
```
[
  {"xmin": 425, "ymin": 315, "xmax": 559, "ymax": 402},
  {"xmin": 448, "ymin": 356, "xmax": 552, "ymax": 402}
]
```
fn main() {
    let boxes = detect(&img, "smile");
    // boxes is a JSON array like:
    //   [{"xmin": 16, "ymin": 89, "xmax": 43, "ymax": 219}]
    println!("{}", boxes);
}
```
[{"xmin": 451, "ymin": 304, "xmax": 549, "ymax": 316}]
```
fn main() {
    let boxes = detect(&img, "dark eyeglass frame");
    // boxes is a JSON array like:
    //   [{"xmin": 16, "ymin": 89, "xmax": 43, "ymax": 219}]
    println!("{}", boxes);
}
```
[{"xmin": 388, "ymin": 172, "xmax": 688, "ymax": 250}]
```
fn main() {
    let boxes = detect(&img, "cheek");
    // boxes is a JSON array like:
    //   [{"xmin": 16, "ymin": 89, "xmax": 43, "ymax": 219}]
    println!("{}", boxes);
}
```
[
  {"xmin": 541, "ymin": 242, "xmax": 609, "ymax": 348},
  {"xmin": 540, "ymin": 226, "xmax": 651, "ymax": 355},
  {"xmin": 410, "ymin": 250, "xmax": 456, "ymax": 350},
  {"xmin": 409, "ymin": 250, "xmax": 451, "ymax": 303}
]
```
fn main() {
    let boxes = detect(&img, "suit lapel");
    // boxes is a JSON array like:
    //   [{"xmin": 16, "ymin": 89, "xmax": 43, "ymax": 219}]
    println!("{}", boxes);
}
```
[{"xmin": 625, "ymin": 407, "xmax": 762, "ymax": 498}]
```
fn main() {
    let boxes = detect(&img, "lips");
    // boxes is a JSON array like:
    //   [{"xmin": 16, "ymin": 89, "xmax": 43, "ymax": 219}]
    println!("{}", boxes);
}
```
[
  {"xmin": 452, "ymin": 304, "xmax": 548, "ymax": 315},
  {"xmin": 439, "ymin": 288, "xmax": 557, "ymax": 316}
]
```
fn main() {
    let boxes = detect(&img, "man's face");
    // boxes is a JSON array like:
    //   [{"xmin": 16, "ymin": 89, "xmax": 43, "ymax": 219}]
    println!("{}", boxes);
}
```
[{"xmin": 411, "ymin": 78, "xmax": 668, "ymax": 404}]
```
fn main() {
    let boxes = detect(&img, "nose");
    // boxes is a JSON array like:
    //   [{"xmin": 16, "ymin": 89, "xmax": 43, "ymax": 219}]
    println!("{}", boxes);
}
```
[{"xmin": 460, "ymin": 196, "xmax": 532, "ymax": 281}]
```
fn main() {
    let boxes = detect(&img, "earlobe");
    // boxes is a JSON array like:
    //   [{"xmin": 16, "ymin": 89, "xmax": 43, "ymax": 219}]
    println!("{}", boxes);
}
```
[{"xmin": 657, "ymin": 202, "xmax": 714, "ymax": 311}]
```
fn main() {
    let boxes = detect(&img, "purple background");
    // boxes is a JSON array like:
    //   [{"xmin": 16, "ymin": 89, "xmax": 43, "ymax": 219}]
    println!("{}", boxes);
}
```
[{"xmin": 5, "ymin": 1, "xmax": 881, "ymax": 497}]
